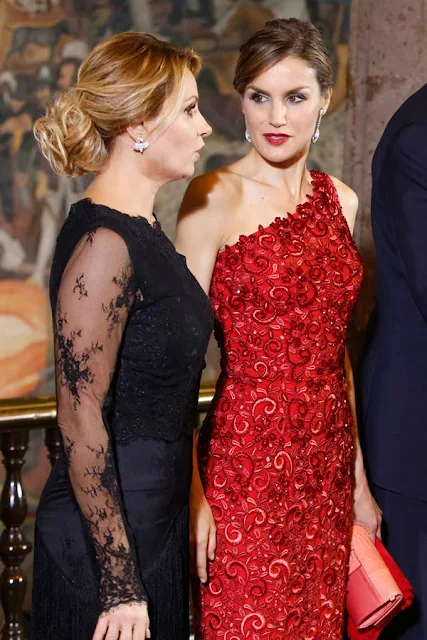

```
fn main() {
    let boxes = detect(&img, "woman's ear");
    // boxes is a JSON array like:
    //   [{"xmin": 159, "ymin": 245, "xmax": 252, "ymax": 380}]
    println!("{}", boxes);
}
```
[
  {"xmin": 321, "ymin": 88, "xmax": 333, "ymax": 115},
  {"xmin": 126, "ymin": 123, "xmax": 146, "ymax": 145}
]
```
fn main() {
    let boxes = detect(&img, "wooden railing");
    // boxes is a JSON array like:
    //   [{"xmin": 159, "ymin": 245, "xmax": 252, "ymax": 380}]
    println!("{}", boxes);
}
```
[{"xmin": 0, "ymin": 387, "xmax": 215, "ymax": 640}]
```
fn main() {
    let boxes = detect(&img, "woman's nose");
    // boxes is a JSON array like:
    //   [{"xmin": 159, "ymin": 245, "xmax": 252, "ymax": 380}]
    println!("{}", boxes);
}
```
[
  {"xmin": 199, "ymin": 111, "xmax": 212, "ymax": 137},
  {"xmin": 269, "ymin": 103, "xmax": 287, "ymax": 128}
]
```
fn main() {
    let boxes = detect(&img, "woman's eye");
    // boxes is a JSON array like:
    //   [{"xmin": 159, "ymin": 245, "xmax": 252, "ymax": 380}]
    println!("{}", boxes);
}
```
[
  {"xmin": 250, "ymin": 92, "xmax": 267, "ymax": 103},
  {"xmin": 288, "ymin": 94, "xmax": 306, "ymax": 104},
  {"xmin": 185, "ymin": 103, "xmax": 197, "ymax": 116}
]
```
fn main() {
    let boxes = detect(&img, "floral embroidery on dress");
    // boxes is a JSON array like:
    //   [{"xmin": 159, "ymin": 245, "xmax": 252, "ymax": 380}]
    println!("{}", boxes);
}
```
[{"xmin": 195, "ymin": 172, "xmax": 363, "ymax": 640}]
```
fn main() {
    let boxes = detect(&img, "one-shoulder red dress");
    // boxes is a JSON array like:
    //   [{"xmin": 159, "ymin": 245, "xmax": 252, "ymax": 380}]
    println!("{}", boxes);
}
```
[{"xmin": 194, "ymin": 171, "xmax": 363, "ymax": 640}]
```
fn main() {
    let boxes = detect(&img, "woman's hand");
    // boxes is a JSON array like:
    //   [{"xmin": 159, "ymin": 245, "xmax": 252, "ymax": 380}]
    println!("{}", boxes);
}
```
[
  {"xmin": 353, "ymin": 476, "xmax": 382, "ymax": 542},
  {"xmin": 93, "ymin": 601, "xmax": 150, "ymax": 640},
  {"xmin": 190, "ymin": 488, "xmax": 217, "ymax": 584}
]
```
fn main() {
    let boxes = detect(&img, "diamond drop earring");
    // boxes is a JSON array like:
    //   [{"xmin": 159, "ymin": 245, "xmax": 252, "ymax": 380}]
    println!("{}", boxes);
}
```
[
  {"xmin": 132, "ymin": 135, "xmax": 150, "ymax": 153},
  {"xmin": 245, "ymin": 129, "xmax": 252, "ymax": 143},
  {"xmin": 312, "ymin": 109, "xmax": 324, "ymax": 144}
]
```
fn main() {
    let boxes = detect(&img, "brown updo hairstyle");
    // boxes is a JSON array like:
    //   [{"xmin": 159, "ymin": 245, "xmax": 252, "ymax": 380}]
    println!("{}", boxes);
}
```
[
  {"xmin": 233, "ymin": 18, "xmax": 333, "ymax": 96},
  {"xmin": 34, "ymin": 32, "xmax": 201, "ymax": 177}
]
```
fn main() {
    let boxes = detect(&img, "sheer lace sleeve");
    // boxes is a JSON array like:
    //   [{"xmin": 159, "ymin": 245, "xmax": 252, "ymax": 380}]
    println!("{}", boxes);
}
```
[{"xmin": 53, "ymin": 226, "xmax": 147, "ymax": 611}]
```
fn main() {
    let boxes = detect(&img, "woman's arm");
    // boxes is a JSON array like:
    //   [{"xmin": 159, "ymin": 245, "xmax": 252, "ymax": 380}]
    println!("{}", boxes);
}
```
[
  {"xmin": 332, "ymin": 176, "xmax": 382, "ymax": 540},
  {"xmin": 54, "ymin": 228, "xmax": 150, "ymax": 638},
  {"xmin": 345, "ymin": 349, "xmax": 382, "ymax": 540},
  {"xmin": 175, "ymin": 173, "xmax": 225, "ymax": 581},
  {"xmin": 175, "ymin": 173, "xmax": 226, "ymax": 294},
  {"xmin": 345, "ymin": 349, "xmax": 365, "ymax": 483},
  {"xmin": 189, "ymin": 430, "xmax": 217, "ymax": 583}
]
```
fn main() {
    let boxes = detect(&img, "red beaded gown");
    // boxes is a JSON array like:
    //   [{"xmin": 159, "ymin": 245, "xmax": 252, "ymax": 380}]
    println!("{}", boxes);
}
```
[{"xmin": 194, "ymin": 171, "xmax": 363, "ymax": 640}]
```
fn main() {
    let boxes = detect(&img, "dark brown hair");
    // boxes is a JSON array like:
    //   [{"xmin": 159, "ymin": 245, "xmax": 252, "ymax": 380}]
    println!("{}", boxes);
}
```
[{"xmin": 233, "ymin": 18, "xmax": 333, "ymax": 96}]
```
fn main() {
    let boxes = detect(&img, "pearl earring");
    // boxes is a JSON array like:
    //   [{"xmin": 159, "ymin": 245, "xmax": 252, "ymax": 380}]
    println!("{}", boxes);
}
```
[
  {"xmin": 132, "ymin": 135, "xmax": 150, "ymax": 153},
  {"xmin": 245, "ymin": 129, "xmax": 252, "ymax": 143},
  {"xmin": 312, "ymin": 109, "xmax": 324, "ymax": 144}
]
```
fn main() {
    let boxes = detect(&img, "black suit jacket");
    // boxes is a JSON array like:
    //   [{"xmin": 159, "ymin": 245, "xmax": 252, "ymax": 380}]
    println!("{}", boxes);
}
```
[{"xmin": 360, "ymin": 84, "xmax": 427, "ymax": 501}]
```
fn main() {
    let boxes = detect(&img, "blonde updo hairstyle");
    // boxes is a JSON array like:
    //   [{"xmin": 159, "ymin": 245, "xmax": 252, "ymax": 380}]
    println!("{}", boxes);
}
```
[
  {"xmin": 233, "ymin": 18, "xmax": 333, "ymax": 96},
  {"xmin": 34, "ymin": 32, "xmax": 201, "ymax": 177}
]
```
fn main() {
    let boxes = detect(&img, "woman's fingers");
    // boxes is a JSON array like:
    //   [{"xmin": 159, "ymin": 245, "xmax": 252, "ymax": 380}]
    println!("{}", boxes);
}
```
[
  {"xmin": 92, "ymin": 616, "xmax": 108, "ymax": 640},
  {"xmin": 104, "ymin": 621, "xmax": 121, "ymax": 640},
  {"xmin": 207, "ymin": 524, "xmax": 217, "ymax": 561},
  {"xmin": 376, "ymin": 503, "xmax": 383, "ymax": 539},
  {"xmin": 92, "ymin": 603, "xmax": 150, "ymax": 640},
  {"xmin": 133, "ymin": 619, "xmax": 149, "ymax": 640},
  {"xmin": 197, "ymin": 534, "xmax": 209, "ymax": 583},
  {"xmin": 120, "ymin": 626, "xmax": 132, "ymax": 640}
]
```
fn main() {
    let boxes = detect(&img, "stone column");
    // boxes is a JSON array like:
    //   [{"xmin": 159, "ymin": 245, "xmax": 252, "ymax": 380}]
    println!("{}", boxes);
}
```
[{"xmin": 343, "ymin": 1, "xmax": 427, "ymax": 353}]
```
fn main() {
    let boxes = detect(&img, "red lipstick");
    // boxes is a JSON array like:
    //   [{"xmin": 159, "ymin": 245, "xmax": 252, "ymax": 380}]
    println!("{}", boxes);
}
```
[{"xmin": 263, "ymin": 133, "xmax": 290, "ymax": 146}]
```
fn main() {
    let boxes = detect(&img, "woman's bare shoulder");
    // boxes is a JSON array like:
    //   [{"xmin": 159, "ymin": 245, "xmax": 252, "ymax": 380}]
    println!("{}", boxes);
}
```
[
  {"xmin": 329, "ymin": 175, "xmax": 359, "ymax": 233},
  {"xmin": 180, "ymin": 166, "xmax": 243, "ymax": 214}
]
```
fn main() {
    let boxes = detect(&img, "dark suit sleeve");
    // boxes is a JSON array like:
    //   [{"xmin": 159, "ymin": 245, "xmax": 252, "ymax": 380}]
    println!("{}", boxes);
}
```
[{"xmin": 389, "ymin": 123, "xmax": 427, "ymax": 322}]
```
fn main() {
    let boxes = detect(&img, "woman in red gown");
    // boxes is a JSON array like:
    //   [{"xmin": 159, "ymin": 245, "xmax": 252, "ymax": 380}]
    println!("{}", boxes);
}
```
[{"xmin": 176, "ymin": 18, "xmax": 381, "ymax": 640}]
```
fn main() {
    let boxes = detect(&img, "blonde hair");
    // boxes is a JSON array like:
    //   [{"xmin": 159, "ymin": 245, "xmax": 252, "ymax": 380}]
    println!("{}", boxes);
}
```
[
  {"xmin": 34, "ymin": 32, "xmax": 201, "ymax": 176},
  {"xmin": 234, "ymin": 19, "xmax": 333, "ymax": 96}
]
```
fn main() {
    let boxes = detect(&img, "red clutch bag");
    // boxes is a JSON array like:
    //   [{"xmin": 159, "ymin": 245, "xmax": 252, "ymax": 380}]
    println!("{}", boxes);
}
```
[{"xmin": 346, "ymin": 525, "xmax": 414, "ymax": 640}]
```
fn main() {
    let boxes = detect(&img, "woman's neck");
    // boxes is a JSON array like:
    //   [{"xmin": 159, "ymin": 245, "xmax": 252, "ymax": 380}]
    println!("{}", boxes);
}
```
[
  {"xmin": 84, "ymin": 156, "xmax": 160, "ymax": 220},
  {"xmin": 234, "ymin": 146, "xmax": 312, "ymax": 198}
]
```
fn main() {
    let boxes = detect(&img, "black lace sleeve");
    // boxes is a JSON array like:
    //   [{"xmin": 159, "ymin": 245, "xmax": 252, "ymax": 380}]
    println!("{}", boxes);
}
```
[{"xmin": 54, "ymin": 226, "xmax": 147, "ymax": 611}]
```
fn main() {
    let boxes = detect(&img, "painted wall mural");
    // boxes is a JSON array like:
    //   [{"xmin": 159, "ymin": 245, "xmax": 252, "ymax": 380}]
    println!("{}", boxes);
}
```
[{"xmin": 0, "ymin": 0, "xmax": 351, "ymax": 508}]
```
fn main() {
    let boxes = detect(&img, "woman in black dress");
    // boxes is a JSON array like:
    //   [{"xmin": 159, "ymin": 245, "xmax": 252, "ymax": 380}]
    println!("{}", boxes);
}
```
[{"xmin": 32, "ymin": 32, "xmax": 212, "ymax": 640}]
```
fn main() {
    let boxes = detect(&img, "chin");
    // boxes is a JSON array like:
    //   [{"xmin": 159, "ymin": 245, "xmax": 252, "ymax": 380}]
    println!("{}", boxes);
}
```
[
  {"xmin": 167, "ymin": 164, "xmax": 195, "ymax": 183},
  {"xmin": 180, "ymin": 163, "xmax": 196, "ymax": 179},
  {"xmin": 260, "ymin": 142, "xmax": 303, "ymax": 165},
  {"xmin": 263, "ymin": 149, "xmax": 293, "ymax": 163}
]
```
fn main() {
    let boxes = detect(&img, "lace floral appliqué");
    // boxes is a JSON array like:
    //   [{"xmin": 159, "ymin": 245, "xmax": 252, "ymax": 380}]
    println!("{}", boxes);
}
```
[{"xmin": 54, "ymin": 228, "xmax": 147, "ymax": 610}]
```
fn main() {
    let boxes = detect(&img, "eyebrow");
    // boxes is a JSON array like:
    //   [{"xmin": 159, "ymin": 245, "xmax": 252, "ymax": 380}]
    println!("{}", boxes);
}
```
[
  {"xmin": 247, "ymin": 85, "xmax": 311, "ymax": 96},
  {"xmin": 183, "ymin": 95, "xmax": 199, "ymax": 103}
]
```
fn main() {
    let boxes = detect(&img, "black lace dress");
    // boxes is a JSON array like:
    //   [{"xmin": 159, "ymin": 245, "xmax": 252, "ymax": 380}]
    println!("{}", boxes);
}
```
[{"xmin": 31, "ymin": 200, "xmax": 213, "ymax": 640}]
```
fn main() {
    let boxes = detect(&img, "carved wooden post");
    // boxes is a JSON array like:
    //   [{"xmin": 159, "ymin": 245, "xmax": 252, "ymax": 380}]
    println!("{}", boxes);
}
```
[
  {"xmin": 0, "ymin": 430, "xmax": 32, "ymax": 640},
  {"xmin": 45, "ymin": 427, "xmax": 62, "ymax": 466}
]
